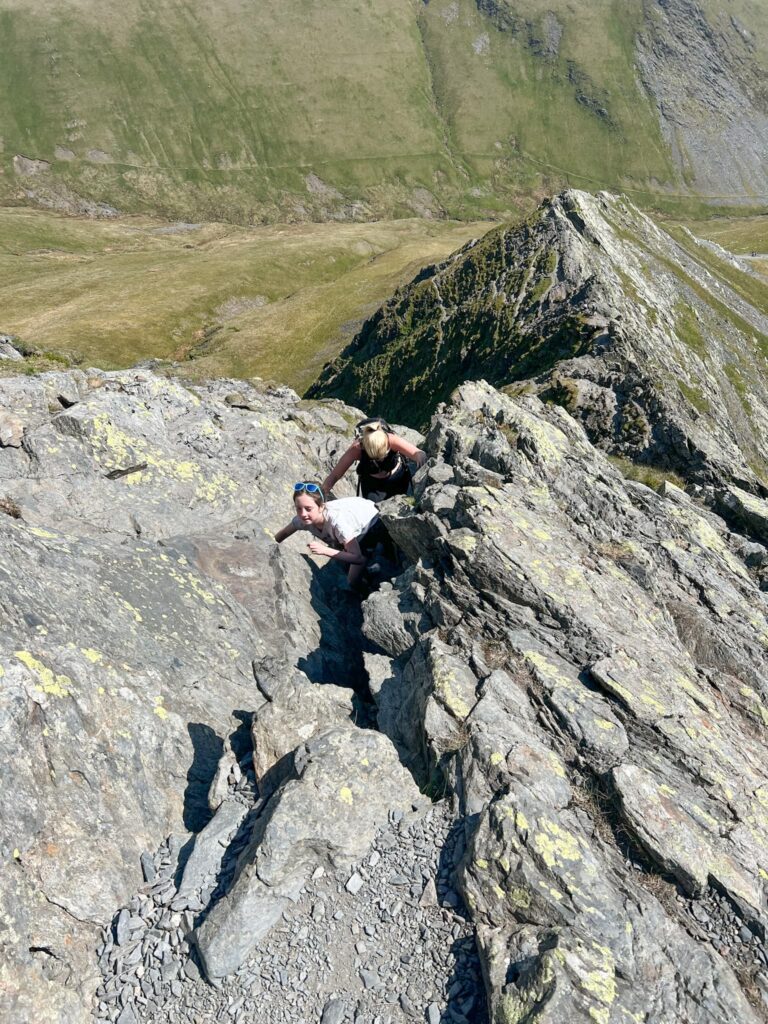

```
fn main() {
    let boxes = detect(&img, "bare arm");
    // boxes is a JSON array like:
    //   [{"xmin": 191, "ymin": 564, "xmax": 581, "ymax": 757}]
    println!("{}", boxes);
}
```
[
  {"xmin": 388, "ymin": 433, "xmax": 427, "ymax": 468},
  {"xmin": 322, "ymin": 442, "xmax": 362, "ymax": 494},
  {"xmin": 307, "ymin": 536, "xmax": 366, "ymax": 564},
  {"xmin": 274, "ymin": 521, "xmax": 299, "ymax": 543}
]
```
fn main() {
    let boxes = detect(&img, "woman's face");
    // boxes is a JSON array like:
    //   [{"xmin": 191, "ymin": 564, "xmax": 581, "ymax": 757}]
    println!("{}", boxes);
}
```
[{"xmin": 294, "ymin": 495, "xmax": 325, "ymax": 527}]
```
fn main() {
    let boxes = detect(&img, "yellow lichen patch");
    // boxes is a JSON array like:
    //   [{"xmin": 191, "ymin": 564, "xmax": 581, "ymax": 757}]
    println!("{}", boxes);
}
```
[
  {"xmin": 152, "ymin": 696, "xmax": 168, "ymax": 720},
  {"xmin": 492, "ymin": 885, "xmax": 505, "ymax": 900},
  {"xmin": 168, "ymin": 565, "xmax": 216, "ymax": 605},
  {"xmin": 505, "ymin": 883, "xmax": 532, "ymax": 909},
  {"xmin": 548, "ymin": 752, "xmax": 567, "ymax": 779},
  {"xmin": 674, "ymin": 672, "xmax": 717, "ymax": 714},
  {"xmin": 360, "ymin": 757, "xmax": 370, "ymax": 767},
  {"xmin": 81, "ymin": 648, "xmax": 103, "ymax": 664},
  {"xmin": 690, "ymin": 803, "xmax": 720, "ymax": 831},
  {"xmin": 98, "ymin": 687, "xmax": 105, "ymax": 695},
  {"xmin": 515, "ymin": 811, "xmax": 530, "ymax": 832},
  {"xmin": 432, "ymin": 663, "xmax": 472, "ymax": 720},
  {"xmin": 15, "ymin": 651, "xmax": 71, "ymax": 697},
  {"xmin": 531, "ymin": 527, "xmax": 552, "ymax": 542},
  {"xmin": 490, "ymin": 751, "xmax": 504, "ymax": 766},
  {"xmin": 594, "ymin": 718, "xmax": 616, "ymax": 731},
  {"xmin": 449, "ymin": 533, "xmax": 477, "ymax": 554},
  {"xmin": 497, "ymin": 856, "xmax": 510, "ymax": 872},
  {"xmin": 533, "ymin": 819, "xmax": 583, "ymax": 870},
  {"xmin": 115, "ymin": 594, "xmax": 143, "ymax": 623},
  {"xmin": 523, "ymin": 650, "xmax": 576, "ymax": 692},
  {"xmin": 640, "ymin": 693, "xmax": 667, "ymax": 715},
  {"xmin": 339, "ymin": 786, "xmax": 354, "ymax": 805},
  {"xmin": 475, "ymin": 858, "xmax": 489, "ymax": 870},
  {"xmin": 582, "ymin": 945, "xmax": 617, "ymax": 1006},
  {"xmin": 29, "ymin": 527, "xmax": 58, "ymax": 540},
  {"xmin": 88, "ymin": 414, "xmax": 240, "ymax": 503}
]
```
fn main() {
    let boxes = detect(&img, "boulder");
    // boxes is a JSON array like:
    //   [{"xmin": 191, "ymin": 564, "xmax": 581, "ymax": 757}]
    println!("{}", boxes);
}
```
[{"xmin": 194, "ymin": 724, "xmax": 419, "ymax": 979}]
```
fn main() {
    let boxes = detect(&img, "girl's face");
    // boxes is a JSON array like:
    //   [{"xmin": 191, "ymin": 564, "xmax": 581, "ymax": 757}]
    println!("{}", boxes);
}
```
[{"xmin": 294, "ymin": 495, "xmax": 325, "ymax": 527}]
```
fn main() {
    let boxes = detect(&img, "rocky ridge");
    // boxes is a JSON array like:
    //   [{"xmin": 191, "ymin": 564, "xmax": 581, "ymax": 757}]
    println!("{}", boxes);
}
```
[
  {"xmin": 309, "ymin": 189, "xmax": 768, "ymax": 493},
  {"xmin": 367, "ymin": 379, "xmax": 768, "ymax": 1022},
  {"xmin": 2, "ymin": 349, "xmax": 768, "ymax": 1023}
]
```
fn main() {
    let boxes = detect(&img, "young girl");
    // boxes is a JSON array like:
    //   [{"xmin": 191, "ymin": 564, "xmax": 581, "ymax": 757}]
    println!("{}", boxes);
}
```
[
  {"xmin": 274, "ymin": 482, "xmax": 384, "ymax": 588},
  {"xmin": 322, "ymin": 419, "xmax": 426, "ymax": 502}
]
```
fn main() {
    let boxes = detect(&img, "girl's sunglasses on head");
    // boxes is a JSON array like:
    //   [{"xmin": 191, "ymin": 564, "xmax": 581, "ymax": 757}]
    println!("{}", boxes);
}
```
[{"xmin": 294, "ymin": 482, "xmax": 324, "ymax": 499}]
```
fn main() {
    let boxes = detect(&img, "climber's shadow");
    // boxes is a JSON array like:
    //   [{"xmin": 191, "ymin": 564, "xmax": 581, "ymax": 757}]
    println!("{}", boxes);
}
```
[{"xmin": 296, "ymin": 555, "xmax": 369, "ymax": 692}]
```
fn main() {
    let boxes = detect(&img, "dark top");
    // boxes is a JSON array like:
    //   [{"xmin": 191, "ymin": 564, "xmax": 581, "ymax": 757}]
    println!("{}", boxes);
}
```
[{"xmin": 358, "ymin": 447, "xmax": 401, "ymax": 477}]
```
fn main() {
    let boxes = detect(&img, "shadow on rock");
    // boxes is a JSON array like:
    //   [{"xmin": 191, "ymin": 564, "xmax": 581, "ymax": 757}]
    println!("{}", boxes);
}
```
[
  {"xmin": 183, "ymin": 723, "xmax": 225, "ymax": 833},
  {"xmin": 297, "ymin": 556, "xmax": 368, "ymax": 690},
  {"xmin": 436, "ymin": 814, "xmax": 489, "ymax": 1024}
]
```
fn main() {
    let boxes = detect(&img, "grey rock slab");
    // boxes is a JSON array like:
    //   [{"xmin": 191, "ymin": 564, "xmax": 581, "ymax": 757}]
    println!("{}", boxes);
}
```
[
  {"xmin": 195, "ymin": 725, "xmax": 419, "ymax": 979},
  {"xmin": 0, "ymin": 369, "xmax": 371, "ymax": 1020},
  {"xmin": 0, "ymin": 338, "xmax": 23, "ymax": 361},
  {"xmin": 251, "ymin": 674, "xmax": 354, "ymax": 797},
  {"xmin": 612, "ymin": 763, "xmax": 759, "ymax": 908},
  {"xmin": 717, "ymin": 485, "xmax": 768, "ymax": 545},
  {"xmin": 175, "ymin": 798, "xmax": 248, "ymax": 906},
  {"xmin": 0, "ymin": 409, "xmax": 23, "ymax": 447},
  {"xmin": 357, "ymin": 381, "xmax": 768, "ymax": 1023}
]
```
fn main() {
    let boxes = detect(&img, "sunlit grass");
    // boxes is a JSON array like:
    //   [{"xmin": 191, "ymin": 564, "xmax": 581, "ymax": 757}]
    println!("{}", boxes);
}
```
[{"xmin": 0, "ymin": 207, "xmax": 493, "ymax": 389}]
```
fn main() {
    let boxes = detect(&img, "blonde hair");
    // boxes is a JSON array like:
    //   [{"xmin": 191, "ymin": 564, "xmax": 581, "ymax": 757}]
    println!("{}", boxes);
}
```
[{"xmin": 360, "ymin": 423, "xmax": 389, "ymax": 461}]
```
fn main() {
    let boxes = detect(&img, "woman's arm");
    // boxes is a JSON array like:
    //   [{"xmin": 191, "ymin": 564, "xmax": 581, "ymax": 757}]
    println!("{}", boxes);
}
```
[
  {"xmin": 322, "ymin": 442, "xmax": 362, "ymax": 494},
  {"xmin": 307, "ymin": 537, "xmax": 366, "ymax": 564},
  {"xmin": 388, "ymin": 433, "xmax": 427, "ymax": 468},
  {"xmin": 274, "ymin": 521, "xmax": 299, "ymax": 543}
]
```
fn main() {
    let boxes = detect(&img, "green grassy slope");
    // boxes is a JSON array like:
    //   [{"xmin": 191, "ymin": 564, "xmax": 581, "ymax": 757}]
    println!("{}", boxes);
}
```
[
  {"xmin": 0, "ymin": 206, "xmax": 492, "ymax": 389},
  {"xmin": 2, "ymin": 0, "xmax": 766, "ymax": 221}
]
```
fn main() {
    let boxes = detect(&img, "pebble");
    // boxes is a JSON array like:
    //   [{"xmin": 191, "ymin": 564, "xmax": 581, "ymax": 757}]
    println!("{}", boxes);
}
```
[
  {"xmin": 321, "ymin": 997, "xmax": 348, "ymax": 1024},
  {"xmin": 346, "ymin": 873, "xmax": 364, "ymax": 895}
]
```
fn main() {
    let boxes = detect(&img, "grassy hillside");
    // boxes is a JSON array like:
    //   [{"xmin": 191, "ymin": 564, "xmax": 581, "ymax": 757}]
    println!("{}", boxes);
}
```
[
  {"xmin": 2, "ymin": 0, "xmax": 766, "ymax": 222},
  {"xmin": 0, "ymin": 207, "xmax": 492, "ymax": 390}
]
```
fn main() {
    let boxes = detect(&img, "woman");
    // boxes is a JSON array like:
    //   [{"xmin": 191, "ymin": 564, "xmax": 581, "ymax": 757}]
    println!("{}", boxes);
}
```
[
  {"xmin": 322, "ymin": 419, "xmax": 427, "ymax": 502},
  {"xmin": 274, "ymin": 481, "xmax": 385, "ymax": 590}
]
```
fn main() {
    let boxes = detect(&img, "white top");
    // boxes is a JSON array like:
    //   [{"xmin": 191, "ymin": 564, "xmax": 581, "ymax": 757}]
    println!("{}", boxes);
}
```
[{"xmin": 293, "ymin": 497, "xmax": 379, "ymax": 548}]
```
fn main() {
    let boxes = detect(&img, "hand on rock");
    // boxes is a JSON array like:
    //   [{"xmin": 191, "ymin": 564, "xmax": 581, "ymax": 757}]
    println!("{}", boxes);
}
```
[{"xmin": 308, "ymin": 540, "xmax": 331, "ymax": 557}]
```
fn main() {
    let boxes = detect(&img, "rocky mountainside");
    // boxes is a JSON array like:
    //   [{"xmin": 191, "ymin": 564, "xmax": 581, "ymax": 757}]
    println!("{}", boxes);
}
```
[
  {"xmin": 2, "ymin": 350, "xmax": 768, "ymax": 1022},
  {"xmin": 1, "ymin": 0, "xmax": 767, "ymax": 220},
  {"xmin": 310, "ymin": 189, "xmax": 768, "ymax": 491}
]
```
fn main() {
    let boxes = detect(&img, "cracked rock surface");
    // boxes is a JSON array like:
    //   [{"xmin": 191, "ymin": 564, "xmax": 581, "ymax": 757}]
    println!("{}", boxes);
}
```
[
  {"xmin": 3, "ymin": 356, "xmax": 768, "ymax": 1024},
  {"xmin": 363, "ymin": 380, "xmax": 768, "ymax": 1023}
]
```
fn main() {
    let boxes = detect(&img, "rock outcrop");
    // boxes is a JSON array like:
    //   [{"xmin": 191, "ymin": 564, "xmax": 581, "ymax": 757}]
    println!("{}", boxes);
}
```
[
  {"xmin": 0, "ymin": 369, "xmax": 402, "ymax": 1022},
  {"xmin": 3, "ymin": 354, "xmax": 768, "ymax": 1022},
  {"xmin": 309, "ymin": 189, "xmax": 768, "ymax": 492},
  {"xmin": 364, "ymin": 380, "xmax": 768, "ymax": 1022}
]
